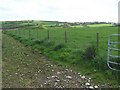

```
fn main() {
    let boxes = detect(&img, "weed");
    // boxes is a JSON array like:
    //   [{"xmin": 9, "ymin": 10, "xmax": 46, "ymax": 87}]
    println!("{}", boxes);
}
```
[
  {"xmin": 32, "ymin": 39, "xmax": 44, "ymax": 45},
  {"xmin": 53, "ymin": 43, "xmax": 65, "ymax": 51},
  {"xmin": 82, "ymin": 45, "xmax": 97, "ymax": 60},
  {"xmin": 72, "ymin": 49, "xmax": 83, "ymax": 55},
  {"xmin": 59, "ymin": 52, "xmax": 70, "ymax": 61},
  {"xmin": 43, "ymin": 40, "xmax": 54, "ymax": 47}
]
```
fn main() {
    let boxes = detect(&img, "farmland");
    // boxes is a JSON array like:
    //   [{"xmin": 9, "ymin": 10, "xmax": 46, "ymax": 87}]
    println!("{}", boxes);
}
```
[
  {"xmin": 2, "ymin": 21, "xmax": 120, "ymax": 87},
  {"xmin": 5, "ymin": 23, "xmax": 118, "ymax": 55}
]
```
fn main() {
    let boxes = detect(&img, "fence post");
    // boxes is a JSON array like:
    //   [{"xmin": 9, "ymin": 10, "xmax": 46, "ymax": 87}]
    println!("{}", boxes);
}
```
[
  {"xmin": 17, "ymin": 30, "xmax": 19, "ymax": 36},
  {"xmin": 23, "ymin": 29, "xmax": 25, "ymax": 38},
  {"xmin": 22, "ymin": 29, "xmax": 23, "ymax": 37},
  {"xmin": 48, "ymin": 30, "xmax": 49, "ymax": 40},
  {"xmin": 19, "ymin": 30, "xmax": 20, "ymax": 36},
  {"xmin": 20, "ymin": 29, "xmax": 22, "ymax": 37},
  {"xmin": 97, "ymin": 32, "xmax": 99, "ymax": 52},
  {"xmin": 29, "ymin": 29, "xmax": 31, "ymax": 39},
  {"xmin": 65, "ymin": 31, "xmax": 67, "ymax": 43},
  {"xmin": 37, "ymin": 29, "xmax": 38, "ymax": 40},
  {"xmin": 15, "ymin": 30, "xmax": 17, "ymax": 35}
]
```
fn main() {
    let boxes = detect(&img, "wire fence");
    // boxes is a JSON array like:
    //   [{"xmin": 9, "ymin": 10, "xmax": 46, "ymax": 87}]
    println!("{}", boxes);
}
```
[{"xmin": 7, "ymin": 29, "xmax": 103, "ymax": 50}]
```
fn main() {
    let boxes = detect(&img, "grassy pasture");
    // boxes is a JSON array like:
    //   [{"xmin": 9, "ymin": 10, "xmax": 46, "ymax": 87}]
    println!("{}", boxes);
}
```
[
  {"xmin": 71, "ymin": 24, "xmax": 114, "ymax": 28},
  {"xmin": 10, "ymin": 26, "xmax": 118, "ymax": 51},
  {"xmin": 87, "ymin": 24, "xmax": 113, "ymax": 27},
  {"xmin": 4, "ymin": 24, "xmax": 120, "ymax": 86}
]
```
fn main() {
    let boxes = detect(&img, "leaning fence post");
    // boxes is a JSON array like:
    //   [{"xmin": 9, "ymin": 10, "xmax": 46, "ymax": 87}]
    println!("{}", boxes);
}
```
[
  {"xmin": 97, "ymin": 32, "xmax": 99, "ymax": 52},
  {"xmin": 65, "ymin": 31, "xmax": 67, "ymax": 43}
]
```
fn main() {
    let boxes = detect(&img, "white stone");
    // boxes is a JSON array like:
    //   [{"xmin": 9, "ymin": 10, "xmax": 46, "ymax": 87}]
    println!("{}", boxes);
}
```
[
  {"xmin": 66, "ymin": 76, "xmax": 72, "ymax": 79},
  {"xmin": 89, "ymin": 86, "xmax": 94, "ymax": 89},
  {"xmin": 55, "ymin": 76, "xmax": 58, "ymax": 78},
  {"xmin": 35, "ymin": 74, "xmax": 37, "ymax": 76},
  {"xmin": 20, "ymin": 74, "xmax": 24, "ymax": 76},
  {"xmin": 44, "ymin": 83, "xmax": 46, "ymax": 85},
  {"xmin": 38, "ymin": 70, "xmax": 41, "ymax": 73},
  {"xmin": 54, "ymin": 82, "xmax": 57, "ymax": 86},
  {"xmin": 78, "ymin": 73, "xmax": 81, "ymax": 75},
  {"xmin": 48, "ymin": 66, "xmax": 50, "ymax": 67},
  {"xmin": 15, "ymin": 73, "xmax": 18, "ymax": 75},
  {"xmin": 47, "ymin": 77, "xmax": 50, "ymax": 79},
  {"xmin": 64, "ymin": 80, "xmax": 67, "ymax": 82},
  {"xmin": 81, "ymin": 76, "xmax": 85, "ymax": 79},
  {"xmin": 94, "ymin": 85, "xmax": 98, "ymax": 88},
  {"xmin": 52, "ymin": 76, "xmax": 55, "ymax": 78},
  {"xmin": 52, "ymin": 70, "xmax": 54, "ymax": 72},
  {"xmin": 85, "ymin": 82, "xmax": 90, "ymax": 86},
  {"xmin": 89, "ymin": 78, "xmax": 91, "ymax": 80},
  {"xmin": 57, "ymin": 72, "xmax": 61, "ymax": 74},
  {"xmin": 65, "ymin": 69, "xmax": 69, "ymax": 71},
  {"xmin": 51, "ymin": 65, "xmax": 53, "ymax": 67},
  {"xmin": 52, "ymin": 76, "xmax": 58, "ymax": 78},
  {"xmin": 56, "ymin": 79, "xmax": 60, "ymax": 82},
  {"xmin": 41, "ymin": 85, "xmax": 43, "ymax": 87},
  {"xmin": 88, "ymin": 80, "xmax": 91, "ymax": 82},
  {"xmin": 58, "ymin": 86, "xmax": 62, "ymax": 88}
]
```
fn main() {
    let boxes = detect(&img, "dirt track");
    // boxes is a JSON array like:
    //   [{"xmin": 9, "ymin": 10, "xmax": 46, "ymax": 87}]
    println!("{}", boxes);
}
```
[{"xmin": 2, "ymin": 34, "xmax": 98, "ymax": 89}]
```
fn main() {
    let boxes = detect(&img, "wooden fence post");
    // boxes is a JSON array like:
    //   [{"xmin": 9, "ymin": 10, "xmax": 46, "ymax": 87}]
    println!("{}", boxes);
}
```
[
  {"xmin": 19, "ymin": 30, "xmax": 20, "ymax": 36},
  {"xmin": 22, "ymin": 29, "xmax": 23, "ymax": 37},
  {"xmin": 17, "ymin": 30, "xmax": 19, "ymax": 36},
  {"xmin": 37, "ymin": 29, "xmax": 38, "ymax": 40},
  {"xmin": 97, "ymin": 32, "xmax": 99, "ymax": 52},
  {"xmin": 24, "ymin": 30, "xmax": 26, "ymax": 37},
  {"xmin": 16, "ymin": 30, "xmax": 17, "ymax": 35},
  {"xmin": 48, "ymin": 30, "xmax": 49, "ymax": 40},
  {"xmin": 29, "ymin": 29, "xmax": 31, "ymax": 39},
  {"xmin": 65, "ymin": 31, "xmax": 67, "ymax": 43}
]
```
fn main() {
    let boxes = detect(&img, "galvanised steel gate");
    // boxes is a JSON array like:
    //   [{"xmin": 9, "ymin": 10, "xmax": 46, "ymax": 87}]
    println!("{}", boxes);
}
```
[{"xmin": 107, "ymin": 34, "xmax": 120, "ymax": 71}]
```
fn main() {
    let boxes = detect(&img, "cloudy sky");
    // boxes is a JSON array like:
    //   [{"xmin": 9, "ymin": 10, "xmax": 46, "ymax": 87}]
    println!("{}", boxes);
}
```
[{"xmin": 0, "ymin": 0, "xmax": 119, "ymax": 22}]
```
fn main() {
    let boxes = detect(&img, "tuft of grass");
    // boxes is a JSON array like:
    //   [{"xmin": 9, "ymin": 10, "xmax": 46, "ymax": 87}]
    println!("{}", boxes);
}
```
[
  {"xmin": 82, "ymin": 45, "xmax": 97, "ymax": 60},
  {"xmin": 32, "ymin": 39, "xmax": 44, "ymax": 45},
  {"xmin": 53, "ymin": 43, "xmax": 65, "ymax": 51},
  {"xmin": 43, "ymin": 40, "xmax": 54, "ymax": 47}
]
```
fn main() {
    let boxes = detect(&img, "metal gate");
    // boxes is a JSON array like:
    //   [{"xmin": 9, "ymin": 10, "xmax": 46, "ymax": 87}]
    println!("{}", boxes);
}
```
[{"xmin": 107, "ymin": 34, "xmax": 120, "ymax": 71}]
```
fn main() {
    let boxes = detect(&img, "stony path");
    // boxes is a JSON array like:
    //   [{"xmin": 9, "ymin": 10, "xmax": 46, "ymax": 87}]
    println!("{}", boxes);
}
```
[{"xmin": 2, "ymin": 34, "xmax": 98, "ymax": 89}]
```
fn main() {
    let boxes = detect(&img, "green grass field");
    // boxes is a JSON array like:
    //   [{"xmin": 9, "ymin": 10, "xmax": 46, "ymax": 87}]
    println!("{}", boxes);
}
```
[
  {"xmin": 87, "ymin": 24, "xmax": 113, "ymax": 27},
  {"xmin": 71, "ymin": 24, "xmax": 113, "ymax": 28},
  {"xmin": 4, "ymin": 23, "xmax": 120, "ymax": 86},
  {"xmin": 9, "ymin": 26, "xmax": 118, "ymax": 51}
]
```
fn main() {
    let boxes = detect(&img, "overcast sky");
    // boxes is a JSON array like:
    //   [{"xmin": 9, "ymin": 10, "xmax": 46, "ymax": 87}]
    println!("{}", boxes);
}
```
[{"xmin": 0, "ymin": 0, "xmax": 119, "ymax": 22}]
